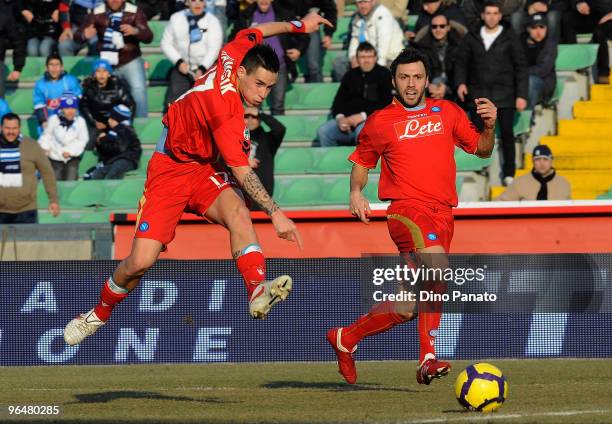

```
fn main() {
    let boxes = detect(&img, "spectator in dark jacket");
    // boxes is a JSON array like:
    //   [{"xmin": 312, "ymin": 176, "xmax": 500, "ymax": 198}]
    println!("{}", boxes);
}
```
[
  {"xmin": 414, "ymin": 0, "xmax": 467, "ymax": 34},
  {"xmin": 562, "ymin": 0, "xmax": 612, "ymax": 83},
  {"xmin": 58, "ymin": 0, "xmax": 102, "ymax": 56},
  {"xmin": 413, "ymin": 13, "xmax": 465, "ymax": 100},
  {"xmin": 461, "ymin": 0, "xmax": 525, "ymax": 33},
  {"xmin": 455, "ymin": 0, "xmax": 528, "ymax": 185},
  {"xmin": 513, "ymin": 0, "xmax": 563, "ymax": 41},
  {"xmin": 80, "ymin": 58, "xmax": 135, "ymax": 148},
  {"xmin": 231, "ymin": 0, "xmax": 309, "ymax": 114},
  {"xmin": 88, "ymin": 104, "xmax": 141, "ymax": 179},
  {"xmin": 21, "ymin": 0, "xmax": 62, "ymax": 57},
  {"xmin": 522, "ymin": 13, "xmax": 557, "ymax": 109},
  {"xmin": 0, "ymin": 0, "xmax": 27, "ymax": 97},
  {"xmin": 317, "ymin": 42, "xmax": 393, "ymax": 147},
  {"xmin": 278, "ymin": 0, "xmax": 338, "ymax": 82},
  {"xmin": 243, "ymin": 106, "xmax": 285, "ymax": 198},
  {"xmin": 75, "ymin": 0, "xmax": 153, "ymax": 117}
]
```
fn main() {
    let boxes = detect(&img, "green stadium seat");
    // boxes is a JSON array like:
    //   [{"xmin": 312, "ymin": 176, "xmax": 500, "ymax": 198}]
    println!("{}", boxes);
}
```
[
  {"xmin": 3, "ymin": 57, "xmax": 45, "ymax": 82},
  {"xmin": 276, "ymin": 177, "xmax": 322, "ymax": 207},
  {"xmin": 455, "ymin": 148, "xmax": 492, "ymax": 172},
  {"xmin": 275, "ymin": 148, "xmax": 315, "ymax": 174},
  {"xmin": 63, "ymin": 56, "xmax": 98, "ymax": 79},
  {"xmin": 144, "ymin": 54, "xmax": 173, "ymax": 81},
  {"xmin": 549, "ymin": 78, "xmax": 565, "ymax": 105},
  {"xmin": 62, "ymin": 181, "xmax": 107, "ymax": 208},
  {"xmin": 456, "ymin": 175, "xmax": 464, "ymax": 194},
  {"xmin": 331, "ymin": 16, "xmax": 352, "ymax": 44},
  {"xmin": 5, "ymin": 88, "xmax": 34, "ymax": 115},
  {"xmin": 321, "ymin": 177, "xmax": 349, "ymax": 204},
  {"xmin": 315, "ymin": 147, "xmax": 353, "ymax": 173},
  {"xmin": 147, "ymin": 86, "xmax": 168, "ymax": 113},
  {"xmin": 148, "ymin": 21, "xmax": 168, "ymax": 47},
  {"xmin": 22, "ymin": 117, "xmax": 39, "ymax": 139},
  {"xmin": 104, "ymin": 179, "xmax": 145, "ymax": 208},
  {"xmin": 79, "ymin": 151, "xmax": 99, "ymax": 176},
  {"xmin": 514, "ymin": 110, "xmax": 532, "ymax": 136},
  {"xmin": 555, "ymin": 44, "xmax": 598, "ymax": 72},
  {"xmin": 273, "ymin": 114, "xmax": 328, "ymax": 142},
  {"xmin": 133, "ymin": 118, "xmax": 164, "ymax": 144},
  {"xmin": 297, "ymin": 49, "xmax": 345, "ymax": 78},
  {"xmin": 362, "ymin": 182, "xmax": 379, "ymax": 202},
  {"xmin": 406, "ymin": 15, "xmax": 418, "ymax": 32},
  {"xmin": 276, "ymin": 83, "xmax": 339, "ymax": 110}
]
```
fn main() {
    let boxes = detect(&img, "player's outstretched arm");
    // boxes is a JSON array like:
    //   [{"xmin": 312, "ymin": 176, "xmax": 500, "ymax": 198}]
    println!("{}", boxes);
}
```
[
  {"xmin": 349, "ymin": 164, "xmax": 371, "ymax": 224},
  {"xmin": 254, "ymin": 12, "xmax": 333, "ymax": 38},
  {"xmin": 230, "ymin": 165, "xmax": 304, "ymax": 249},
  {"xmin": 474, "ymin": 98, "xmax": 497, "ymax": 158}
]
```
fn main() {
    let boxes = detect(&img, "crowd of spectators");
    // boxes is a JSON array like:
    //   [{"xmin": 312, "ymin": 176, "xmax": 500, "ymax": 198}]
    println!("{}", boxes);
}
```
[{"xmin": 0, "ymin": 0, "xmax": 609, "ymax": 222}]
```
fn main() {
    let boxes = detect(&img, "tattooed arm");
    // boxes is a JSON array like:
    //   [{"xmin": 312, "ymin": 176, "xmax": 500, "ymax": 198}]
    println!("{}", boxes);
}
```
[{"xmin": 230, "ymin": 165, "xmax": 303, "ymax": 249}]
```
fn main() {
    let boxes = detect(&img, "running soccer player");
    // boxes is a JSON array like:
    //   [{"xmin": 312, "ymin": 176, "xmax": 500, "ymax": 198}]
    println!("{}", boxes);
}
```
[
  {"xmin": 327, "ymin": 48, "xmax": 497, "ymax": 385},
  {"xmin": 64, "ymin": 13, "xmax": 332, "ymax": 345}
]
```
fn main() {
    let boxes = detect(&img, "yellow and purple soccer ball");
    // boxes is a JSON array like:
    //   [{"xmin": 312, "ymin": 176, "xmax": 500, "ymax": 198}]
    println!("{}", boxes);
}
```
[{"xmin": 455, "ymin": 363, "xmax": 508, "ymax": 412}]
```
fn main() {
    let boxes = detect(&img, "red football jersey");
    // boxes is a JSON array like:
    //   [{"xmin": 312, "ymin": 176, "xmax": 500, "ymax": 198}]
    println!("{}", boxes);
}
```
[
  {"xmin": 162, "ymin": 29, "xmax": 263, "ymax": 166},
  {"xmin": 349, "ymin": 98, "xmax": 481, "ymax": 207}
]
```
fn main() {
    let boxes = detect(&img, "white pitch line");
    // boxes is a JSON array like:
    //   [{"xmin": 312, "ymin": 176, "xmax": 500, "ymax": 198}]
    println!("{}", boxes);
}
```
[{"xmin": 397, "ymin": 409, "xmax": 610, "ymax": 424}]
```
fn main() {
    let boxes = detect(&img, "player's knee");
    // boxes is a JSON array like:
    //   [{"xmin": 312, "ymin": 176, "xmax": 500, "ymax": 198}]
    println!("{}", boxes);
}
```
[
  {"xmin": 123, "ymin": 254, "xmax": 156, "ymax": 278},
  {"xmin": 226, "ymin": 203, "xmax": 253, "ymax": 234}
]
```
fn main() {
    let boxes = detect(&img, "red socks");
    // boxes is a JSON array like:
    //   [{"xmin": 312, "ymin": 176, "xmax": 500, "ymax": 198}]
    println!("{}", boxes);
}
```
[
  {"xmin": 235, "ymin": 249, "xmax": 266, "ymax": 297},
  {"xmin": 93, "ymin": 277, "xmax": 129, "ymax": 322},
  {"xmin": 340, "ymin": 301, "xmax": 408, "ymax": 351},
  {"xmin": 417, "ymin": 280, "xmax": 446, "ymax": 362}
]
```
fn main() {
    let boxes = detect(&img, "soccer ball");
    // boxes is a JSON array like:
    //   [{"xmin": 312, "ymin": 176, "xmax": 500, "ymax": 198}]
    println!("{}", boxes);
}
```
[{"xmin": 454, "ymin": 363, "xmax": 508, "ymax": 412}]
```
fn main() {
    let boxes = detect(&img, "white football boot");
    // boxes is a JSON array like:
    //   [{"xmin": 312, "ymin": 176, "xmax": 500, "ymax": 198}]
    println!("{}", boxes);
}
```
[
  {"xmin": 63, "ymin": 309, "xmax": 105, "ymax": 345},
  {"xmin": 249, "ymin": 275, "xmax": 293, "ymax": 319}
]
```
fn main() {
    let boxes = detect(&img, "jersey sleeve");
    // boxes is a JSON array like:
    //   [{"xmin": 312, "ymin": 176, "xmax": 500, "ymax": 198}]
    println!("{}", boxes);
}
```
[
  {"xmin": 222, "ymin": 28, "xmax": 263, "ymax": 68},
  {"xmin": 451, "ymin": 102, "xmax": 481, "ymax": 155},
  {"xmin": 348, "ymin": 118, "xmax": 383, "ymax": 169}
]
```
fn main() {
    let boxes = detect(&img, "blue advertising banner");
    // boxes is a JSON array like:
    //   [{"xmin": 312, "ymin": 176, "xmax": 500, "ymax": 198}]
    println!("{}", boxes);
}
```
[{"xmin": 0, "ymin": 257, "xmax": 611, "ymax": 366}]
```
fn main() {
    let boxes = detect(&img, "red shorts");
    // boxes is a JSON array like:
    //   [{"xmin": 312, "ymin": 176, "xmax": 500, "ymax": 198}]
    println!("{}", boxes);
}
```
[
  {"xmin": 386, "ymin": 200, "xmax": 454, "ymax": 253},
  {"xmin": 135, "ymin": 152, "xmax": 237, "ymax": 245}
]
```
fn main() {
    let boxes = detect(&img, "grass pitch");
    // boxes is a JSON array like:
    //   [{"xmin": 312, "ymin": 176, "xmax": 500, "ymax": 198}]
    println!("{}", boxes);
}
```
[{"xmin": 1, "ymin": 359, "xmax": 611, "ymax": 423}]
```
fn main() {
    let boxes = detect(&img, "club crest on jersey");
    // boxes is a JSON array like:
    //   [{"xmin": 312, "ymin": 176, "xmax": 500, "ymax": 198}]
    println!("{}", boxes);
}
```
[
  {"xmin": 394, "ymin": 115, "xmax": 445, "ymax": 140},
  {"xmin": 431, "ymin": 106, "xmax": 441, "ymax": 112}
]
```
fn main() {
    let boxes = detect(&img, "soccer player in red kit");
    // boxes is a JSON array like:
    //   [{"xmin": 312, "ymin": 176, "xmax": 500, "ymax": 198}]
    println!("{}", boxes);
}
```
[
  {"xmin": 327, "ymin": 48, "xmax": 497, "ymax": 385},
  {"xmin": 63, "ymin": 13, "xmax": 332, "ymax": 346}
]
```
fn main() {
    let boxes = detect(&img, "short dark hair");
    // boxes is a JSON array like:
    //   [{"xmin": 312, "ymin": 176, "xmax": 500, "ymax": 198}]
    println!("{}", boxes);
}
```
[
  {"xmin": 46, "ymin": 53, "xmax": 63, "ymax": 66},
  {"xmin": 390, "ymin": 48, "xmax": 431, "ymax": 79},
  {"xmin": 356, "ymin": 41, "xmax": 377, "ymax": 56},
  {"xmin": 241, "ymin": 44, "xmax": 280, "ymax": 74},
  {"xmin": 483, "ymin": 0, "xmax": 502, "ymax": 12},
  {"xmin": 430, "ymin": 12, "xmax": 449, "ymax": 25},
  {"xmin": 1, "ymin": 112, "xmax": 21, "ymax": 125}
]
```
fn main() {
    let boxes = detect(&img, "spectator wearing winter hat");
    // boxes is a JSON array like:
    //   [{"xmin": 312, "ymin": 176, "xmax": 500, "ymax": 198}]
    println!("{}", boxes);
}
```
[
  {"xmin": 33, "ymin": 53, "xmax": 83, "ymax": 134},
  {"xmin": 161, "ymin": 0, "xmax": 223, "ymax": 107},
  {"xmin": 496, "ymin": 144, "xmax": 571, "ymax": 200},
  {"xmin": 88, "ymin": 104, "xmax": 141, "ymax": 179},
  {"xmin": 75, "ymin": 0, "xmax": 153, "ymax": 116},
  {"xmin": 80, "ymin": 58, "xmax": 134, "ymax": 148},
  {"xmin": 522, "ymin": 13, "xmax": 557, "ymax": 110},
  {"xmin": 39, "ymin": 93, "xmax": 89, "ymax": 181}
]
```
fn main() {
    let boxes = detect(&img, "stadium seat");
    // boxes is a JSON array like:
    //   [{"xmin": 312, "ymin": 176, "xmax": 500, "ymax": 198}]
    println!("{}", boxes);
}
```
[
  {"xmin": 61, "ymin": 181, "xmax": 107, "ymax": 208},
  {"xmin": 315, "ymin": 147, "xmax": 353, "ymax": 173},
  {"xmin": 133, "ymin": 118, "xmax": 164, "ymax": 144},
  {"xmin": 79, "ymin": 151, "xmax": 99, "ymax": 176},
  {"xmin": 406, "ymin": 15, "xmax": 418, "ymax": 32},
  {"xmin": 297, "ymin": 49, "xmax": 345, "ymax": 78},
  {"xmin": 331, "ymin": 16, "xmax": 352, "ymax": 44},
  {"xmin": 273, "ymin": 114, "xmax": 328, "ymax": 142},
  {"xmin": 275, "ymin": 148, "xmax": 315, "ymax": 174},
  {"xmin": 276, "ymin": 177, "xmax": 323, "ymax": 206},
  {"xmin": 3, "ymin": 57, "xmax": 45, "ymax": 82},
  {"xmin": 321, "ymin": 177, "xmax": 349, "ymax": 204},
  {"xmin": 148, "ymin": 21, "xmax": 168, "ymax": 47},
  {"xmin": 104, "ymin": 179, "xmax": 145, "ymax": 207},
  {"xmin": 362, "ymin": 181, "xmax": 379, "ymax": 202},
  {"xmin": 455, "ymin": 148, "xmax": 492, "ymax": 172},
  {"xmin": 144, "ymin": 54, "xmax": 173, "ymax": 81},
  {"xmin": 278, "ymin": 83, "xmax": 339, "ymax": 110},
  {"xmin": 63, "ymin": 56, "xmax": 98, "ymax": 79},
  {"xmin": 4, "ymin": 88, "xmax": 34, "ymax": 115},
  {"xmin": 555, "ymin": 44, "xmax": 598, "ymax": 72},
  {"xmin": 147, "ymin": 86, "xmax": 168, "ymax": 113}
]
